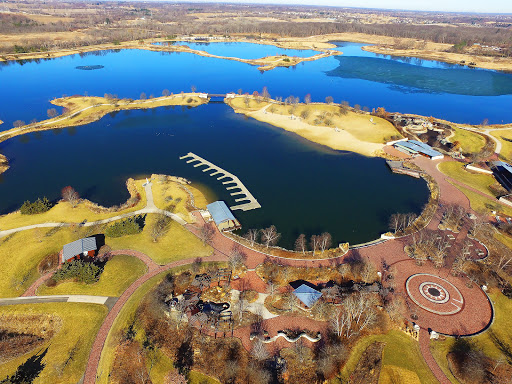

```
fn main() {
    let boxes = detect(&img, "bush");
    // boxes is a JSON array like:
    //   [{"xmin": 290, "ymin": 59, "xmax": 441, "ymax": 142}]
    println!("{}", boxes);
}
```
[
  {"xmin": 105, "ymin": 216, "xmax": 144, "ymax": 237},
  {"xmin": 53, "ymin": 260, "xmax": 102, "ymax": 284},
  {"xmin": 20, "ymin": 197, "xmax": 52, "ymax": 215}
]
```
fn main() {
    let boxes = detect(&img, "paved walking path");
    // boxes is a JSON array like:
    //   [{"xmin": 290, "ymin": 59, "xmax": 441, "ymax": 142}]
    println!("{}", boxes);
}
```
[
  {"xmin": 418, "ymin": 329, "xmax": 451, "ymax": 384},
  {"xmin": 0, "ymin": 295, "xmax": 115, "ymax": 307}
]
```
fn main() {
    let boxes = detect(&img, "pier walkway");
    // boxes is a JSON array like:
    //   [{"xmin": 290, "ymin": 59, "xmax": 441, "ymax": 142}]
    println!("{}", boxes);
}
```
[{"xmin": 179, "ymin": 152, "xmax": 261, "ymax": 211}]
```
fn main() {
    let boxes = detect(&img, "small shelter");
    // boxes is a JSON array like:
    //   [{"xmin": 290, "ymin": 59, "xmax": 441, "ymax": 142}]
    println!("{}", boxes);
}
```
[
  {"xmin": 206, "ymin": 201, "xmax": 241, "ymax": 231},
  {"xmin": 393, "ymin": 140, "xmax": 444, "ymax": 160},
  {"xmin": 61, "ymin": 237, "xmax": 97, "ymax": 264},
  {"xmin": 292, "ymin": 283, "xmax": 323, "ymax": 308}
]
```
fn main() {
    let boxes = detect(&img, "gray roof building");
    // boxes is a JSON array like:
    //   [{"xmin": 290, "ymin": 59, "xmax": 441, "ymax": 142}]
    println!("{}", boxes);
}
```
[
  {"xmin": 293, "ymin": 284, "xmax": 323, "ymax": 308},
  {"xmin": 62, "ymin": 237, "xmax": 97, "ymax": 263},
  {"xmin": 206, "ymin": 201, "xmax": 241, "ymax": 231}
]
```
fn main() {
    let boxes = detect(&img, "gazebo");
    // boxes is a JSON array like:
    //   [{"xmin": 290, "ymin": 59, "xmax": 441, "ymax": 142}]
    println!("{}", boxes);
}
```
[{"xmin": 292, "ymin": 283, "xmax": 323, "ymax": 308}]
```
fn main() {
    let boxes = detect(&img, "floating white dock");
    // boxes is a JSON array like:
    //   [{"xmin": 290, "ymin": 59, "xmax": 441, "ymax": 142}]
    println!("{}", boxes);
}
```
[{"xmin": 179, "ymin": 152, "xmax": 261, "ymax": 211}]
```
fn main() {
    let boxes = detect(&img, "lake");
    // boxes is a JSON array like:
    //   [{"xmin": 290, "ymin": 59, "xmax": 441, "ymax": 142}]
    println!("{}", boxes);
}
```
[{"xmin": 1, "ymin": 40, "xmax": 510, "ymax": 247}]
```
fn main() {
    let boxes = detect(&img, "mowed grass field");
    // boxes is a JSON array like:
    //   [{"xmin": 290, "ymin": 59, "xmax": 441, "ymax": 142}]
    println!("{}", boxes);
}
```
[
  {"xmin": 337, "ymin": 330, "xmax": 436, "ymax": 384},
  {"xmin": 37, "ymin": 254, "xmax": 147, "ymax": 296},
  {"xmin": 491, "ymin": 128, "xmax": 512, "ymax": 162},
  {"xmin": 438, "ymin": 161, "xmax": 496, "ymax": 197},
  {"xmin": 0, "ymin": 302, "xmax": 107, "ymax": 384},
  {"xmin": 448, "ymin": 181, "xmax": 512, "ymax": 216},
  {"xmin": 430, "ymin": 290, "xmax": 512, "ymax": 382},
  {"xmin": 107, "ymin": 213, "xmax": 213, "ymax": 265},
  {"xmin": 451, "ymin": 127, "xmax": 487, "ymax": 154}
]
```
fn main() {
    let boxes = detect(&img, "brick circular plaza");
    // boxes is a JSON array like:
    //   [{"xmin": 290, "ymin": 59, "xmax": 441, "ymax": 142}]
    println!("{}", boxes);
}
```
[{"xmin": 406, "ymin": 274, "xmax": 464, "ymax": 315}]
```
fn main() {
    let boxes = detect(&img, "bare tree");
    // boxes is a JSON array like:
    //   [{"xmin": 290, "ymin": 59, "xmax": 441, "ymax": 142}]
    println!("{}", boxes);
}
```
[
  {"xmin": 229, "ymin": 243, "xmax": 246, "ymax": 272},
  {"xmin": 191, "ymin": 85, "xmax": 196, "ymax": 92},
  {"xmin": 260, "ymin": 225, "xmax": 280, "ymax": 248},
  {"xmin": 243, "ymin": 229, "xmax": 259, "ymax": 247},
  {"xmin": 261, "ymin": 86, "xmax": 270, "ymax": 100},
  {"xmin": 304, "ymin": 93, "xmax": 312, "ymax": 104},
  {"xmin": 47, "ymin": 108, "xmax": 58, "ymax": 118},
  {"xmin": 140, "ymin": 92, "xmax": 147, "ymax": 100},
  {"xmin": 319, "ymin": 232, "xmax": 332, "ymax": 254},
  {"xmin": 325, "ymin": 96, "xmax": 334, "ymax": 104},
  {"xmin": 310, "ymin": 235, "xmax": 321, "ymax": 256},
  {"xmin": 251, "ymin": 338, "xmax": 269, "ymax": 361},
  {"xmin": 13, "ymin": 120, "xmax": 25, "ymax": 128},
  {"xmin": 162, "ymin": 89, "xmax": 170, "ymax": 96},
  {"xmin": 199, "ymin": 222, "xmax": 216, "ymax": 245},
  {"xmin": 150, "ymin": 215, "xmax": 171, "ymax": 242},
  {"xmin": 61, "ymin": 186, "xmax": 80, "ymax": 207},
  {"xmin": 294, "ymin": 234, "xmax": 307, "ymax": 254}
]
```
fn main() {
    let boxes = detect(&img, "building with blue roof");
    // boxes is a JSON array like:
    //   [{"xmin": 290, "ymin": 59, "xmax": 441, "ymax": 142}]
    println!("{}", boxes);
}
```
[
  {"xmin": 491, "ymin": 161, "xmax": 512, "ymax": 192},
  {"xmin": 292, "ymin": 283, "xmax": 323, "ymax": 308},
  {"xmin": 206, "ymin": 201, "xmax": 241, "ymax": 231},
  {"xmin": 393, "ymin": 140, "xmax": 444, "ymax": 160}
]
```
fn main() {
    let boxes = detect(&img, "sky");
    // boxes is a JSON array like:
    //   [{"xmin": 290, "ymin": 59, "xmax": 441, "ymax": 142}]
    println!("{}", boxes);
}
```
[{"xmin": 178, "ymin": 0, "xmax": 512, "ymax": 14}]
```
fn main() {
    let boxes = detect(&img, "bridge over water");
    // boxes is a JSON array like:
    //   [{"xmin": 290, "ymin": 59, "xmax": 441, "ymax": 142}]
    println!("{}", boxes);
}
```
[{"xmin": 179, "ymin": 152, "xmax": 261, "ymax": 212}]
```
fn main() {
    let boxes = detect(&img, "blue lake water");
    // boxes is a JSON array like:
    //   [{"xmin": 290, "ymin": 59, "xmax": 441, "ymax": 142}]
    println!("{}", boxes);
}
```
[
  {"xmin": 0, "ymin": 104, "xmax": 429, "ymax": 246},
  {"xmin": 1, "ymin": 41, "xmax": 511, "ymax": 246}
]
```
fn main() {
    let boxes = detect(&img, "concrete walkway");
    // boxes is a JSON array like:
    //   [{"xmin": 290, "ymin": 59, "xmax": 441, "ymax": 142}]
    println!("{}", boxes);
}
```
[{"xmin": 0, "ymin": 295, "xmax": 116, "ymax": 309}]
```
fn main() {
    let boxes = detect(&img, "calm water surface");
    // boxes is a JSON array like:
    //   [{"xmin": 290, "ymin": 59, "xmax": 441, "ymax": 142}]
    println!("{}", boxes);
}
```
[{"xmin": 1, "ymin": 41, "xmax": 511, "ymax": 246}]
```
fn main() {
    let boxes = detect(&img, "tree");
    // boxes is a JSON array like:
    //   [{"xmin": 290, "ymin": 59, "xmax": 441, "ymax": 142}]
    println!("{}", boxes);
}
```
[
  {"xmin": 162, "ymin": 89, "xmax": 170, "ymax": 96},
  {"xmin": 261, "ymin": 86, "xmax": 270, "ymax": 100},
  {"xmin": 294, "ymin": 234, "xmax": 307, "ymax": 254},
  {"xmin": 150, "ymin": 215, "xmax": 171, "ymax": 242},
  {"xmin": 260, "ymin": 225, "xmax": 280, "ymax": 248},
  {"xmin": 304, "ymin": 93, "xmax": 312, "ymax": 104},
  {"xmin": 243, "ymin": 229, "xmax": 259, "ymax": 246},
  {"xmin": 199, "ymin": 223, "xmax": 215, "ymax": 245},
  {"xmin": 229, "ymin": 243, "xmax": 246, "ymax": 272},
  {"xmin": 325, "ymin": 96, "xmax": 334, "ymax": 104},
  {"xmin": 191, "ymin": 85, "xmax": 196, "ymax": 92},
  {"xmin": 300, "ymin": 110, "xmax": 310, "ymax": 120},
  {"xmin": 251, "ymin": 338, "xmax": 269, "ymax": 361},
  {"xmin": 319, "ymin": 232, "xmax": 332, "ymax": 253},
  {"xmin": 61, "ymin": 186, "xmax": 80, "ymax": 207},
  {"xmin": 310, "ymin": 235, "xmax": 321, "ymax": 256},
  {"xmin": 47, "ymin": 108, "xmax": 58, "ymax": 118},
  {"xmin": 140, "ymin": 92, "xmax": 146, "ymax": 100},
  {"xmin": 13, "ymin": 120, "xmax": 25, "ymax": 128}
]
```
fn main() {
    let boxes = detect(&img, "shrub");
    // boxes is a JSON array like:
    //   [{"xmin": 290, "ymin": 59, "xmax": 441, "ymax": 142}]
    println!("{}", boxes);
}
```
[
  {"xmin": 53, "ymin": 260, "xmax": 101, "ymax": 284},
  {"xmin": 282, "ymin": 58, "xmax": 290, "ymax": 62},
  {"xmin": 20, "ymin": 197, "xmax": 52, "ymax": 215},
  {"xmin": 105, "ymin": 216, "xmax": 144, "ymax": 237}
]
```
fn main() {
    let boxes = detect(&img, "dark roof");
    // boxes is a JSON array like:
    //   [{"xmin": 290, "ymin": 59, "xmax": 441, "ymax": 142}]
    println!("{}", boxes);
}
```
[
  {"xmin": 293, "ymin": 284, "xmax": 322, "ymax": 308},
  {"xmin": 62, "ymin": 237, "xmax": 97, "ymax": 262},
  {"xmin": 491, "ymin": 161, "xmax": 512, "ymax": 191},
  {"xmin": 206, "ymin": 201, "xmax": 236, "ymax": 226}
]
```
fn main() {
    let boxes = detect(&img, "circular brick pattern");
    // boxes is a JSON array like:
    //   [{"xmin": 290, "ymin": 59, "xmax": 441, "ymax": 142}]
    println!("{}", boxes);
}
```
[{"xmin": 406, "ymin": 274, "xmax": 463, "ymax": 315}]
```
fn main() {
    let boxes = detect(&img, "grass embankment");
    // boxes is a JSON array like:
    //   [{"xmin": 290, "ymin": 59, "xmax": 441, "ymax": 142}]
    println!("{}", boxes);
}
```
[
  {"xmin": 107, "ymin": 214, "xmax": 212, "ymax": 264},
  {"xmin": 448, "ymin": 181, "xmax": 512, "ymax": 216},
  {"xmin": 450, "ymin": 127, "xmax": 487, "ymax": 154},
  {"xmin": 438, "ymin": 161, "xmax": 496, "ymax": 197},
  {"xmin": 0, "ymin": 94, "xmax": 207, "ymax": 145},
  {"xmin": 37, "ymin": 254, "xmax": 147, "ymax": 296},
  {"xmin": 227, "ymin": 96, "xmax": 401, "ymax": 157},
  {"xmin": 491, "ymin": 128, "xmax": 512, "ymax": 162},
  {"xmin": 338, "ymin": 330, "xmax": 436, "ymax": 384},
  {"xmin": 0, "ymin": 179, "xmax": 146, "ymax": 231},
  {"xmin": 97, "ymin": 267, "xmax": 221, "ymax": 384},
  {"xmin": 0, "ymin": 302, "xmax": 107, "ymax": 384},
  {"xmin": 430, "ymin": 289, "xmax": 512, "ymax": 382},
  {"xmin": 151, "ymin": 174, "xmax": 209, "ymax": 217}
]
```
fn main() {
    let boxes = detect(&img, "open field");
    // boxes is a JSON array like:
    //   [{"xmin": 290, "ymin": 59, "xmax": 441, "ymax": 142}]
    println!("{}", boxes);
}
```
[
  {"xmin": 106, "ymin": 214, "xmax": 213, "ymax": 265},
  {"xmin": 37, "ymin": 254, "xmax": 147, "ymax": 296},
  {"xmin": 450, "ymin": 127, "xmax": 487, "ymax": 154},
  {"xmin": 430, "ymin": 289, "xmax": 512, "ymax": 380},
  {"xmin": 338, "ymin": 330, "xmax": 436, "ymax": 384},
  {"xmin": 151, "ymin": 174, "xmax": 209, "ymax": 215},
  {"xmin": 0, "ymin": 302, "xmax": 107, "ymax": 384},
  {"xmin": 438, "ymin": 161, "xmax": 496, "ymax": 197},
  {"xmin": 228, "ymin": 96, "xmax": 401, "ymax": 157},
  {"xmin": 0, "ymin": 178, "xmax": 146, "ymax": 231}
]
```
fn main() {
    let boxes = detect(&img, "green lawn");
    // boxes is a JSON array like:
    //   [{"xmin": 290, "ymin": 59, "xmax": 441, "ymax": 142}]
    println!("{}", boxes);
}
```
[
  {"xmin": 451, "ymin": 127, "xmax": 487, "ymax": 154},
  {"xmin": 37, "ymin": 254, "xmax": 147, "ymax": 296},
  {"xmin": 448, "ymin": 181, "xmax": 512, "ymax": 216},
  {"xmin": 0, "ymin": 228, "xmax": 77, "ymax": 298},
  {"xmin": 338, "ymin": 330, "xmax": 437, "ymax": 384},
  {"xmin": 0, "ymin": 302, "xmax": 107, "ymax": 384},
  {"xmin": 107, "ymin": 214, "xmax": 213, "ymax": 265},
  {"xmin": 491, "ymin": 129, "xmax": 512, "ymax": 162},
  {"xmin": 438, "ymin": 161, "xmax": 495, "ymax": 197},
  {"xmin": 430, "ymin": 290, "xmax": 512, "ymax": 383}
]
